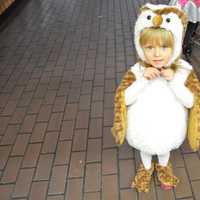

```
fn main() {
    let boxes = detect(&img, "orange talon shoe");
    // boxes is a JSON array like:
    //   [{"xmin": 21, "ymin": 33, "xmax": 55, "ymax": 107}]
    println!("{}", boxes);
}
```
[
  {"xmin": 131, "ymin": 163, "xmax": 154, "ymax": 193},
  {"xmin": 155, "ymin": 162, "xmax": 179, "ymax": 190}
]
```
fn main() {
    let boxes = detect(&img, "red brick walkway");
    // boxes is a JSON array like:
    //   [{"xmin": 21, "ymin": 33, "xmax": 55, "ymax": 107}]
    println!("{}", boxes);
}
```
[{"xmin": 0, "ymin": 0, "xmax": 200, "ymax": 199}]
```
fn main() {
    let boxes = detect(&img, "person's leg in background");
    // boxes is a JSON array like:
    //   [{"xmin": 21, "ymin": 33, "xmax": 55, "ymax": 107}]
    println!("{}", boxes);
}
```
[{"xmin": 183, "ymin": 21, "xmax": 199, "ymax": 54}]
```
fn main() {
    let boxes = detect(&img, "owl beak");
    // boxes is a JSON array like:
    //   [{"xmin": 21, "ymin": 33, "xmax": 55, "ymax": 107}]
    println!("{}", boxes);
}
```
[{"xmin": 152, "ymin": 15, "xmax": 163, "ymax": 27}]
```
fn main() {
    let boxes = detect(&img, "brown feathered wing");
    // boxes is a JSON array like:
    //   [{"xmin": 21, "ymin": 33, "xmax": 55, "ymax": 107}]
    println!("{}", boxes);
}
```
[
  {"xmin": 186, "ymin": 71, "xmax": 200, "ymax": 151},
  {"xmin": 111, "ymin": 70, "xmax": 136, "ymax": 145}
]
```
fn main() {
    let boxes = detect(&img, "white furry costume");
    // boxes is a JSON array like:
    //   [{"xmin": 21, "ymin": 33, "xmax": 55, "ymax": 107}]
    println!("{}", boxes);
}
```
[{"xmin": 125, "ymin": 60, "xmax": 193, "ymax": 154}]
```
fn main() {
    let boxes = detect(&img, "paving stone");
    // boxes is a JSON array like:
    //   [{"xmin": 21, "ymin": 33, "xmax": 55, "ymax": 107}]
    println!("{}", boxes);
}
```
[
  {"xmin": 54, "ymin": 141, "xmax": 71, "ymax": 165},
  {"xmin": 105, "ymin": 79, "xmax": 116, "ymax": 92},
  {"xmin": 174, "ymin": 167, "xmax": 192, "ymax": 198},
  {"xmin": 53, "ymin": 96, "xmax": 67, "ymax": 112},
  {"xmin": 0, "ymin": 117, "xmax": 10, "ymax": 136},
  {"xmin": 11, "ymin": 134, "xmax": 30, "ymax": 156},
  {"xmin": 84, "ymin": 69, "xmax": 95, "ymax": 81},
  {"xmin": 0, "ymin": 184, "xmax": 14, "ymax": 200},
  {"xmin": 0, "ymin": 146, "xmax": 11, "ymax": 169},
  {"xmin": 105, "ymin": 68, "xmax": 115, "ymax": 79},
  {"xmin": 25, "ymin": 79, "xmax": 39, "ymax": 91},
  {"xmin": 1, "ymin": 157, "xmax": 22, "ymax": 183},
  {"xmin": 104, "ymin": 108, "xmax": 113, "ymax": 127},
  {"xmin": 119, "ymin": 160, "xmax": 135, "ymax": 188},
  {"xmin": 47, "ymin": 195, "xmax": 64, "ymax": 200},
  {"xmin": 102, "ymin": 175, "xmax": 119, "ymax": 200},
  {"xmin": 87, "ymin": 138, "xmax": 102, "ymax": 163},
  {"xmin": 84, "ymin": 192, "xmax": 100, "ymax": 200},
  {"xmin": 68, "ymin": 152, "xmax": 86, "ymax": 178},
  {"xmin": 27, "ymin": 99, "xmax": 42, "ymax": 114},
  {"xmin": 12, "ymin": 168, "xmax": 34, "ymax": 198},
  {"xmin": 120, "ymin": 189, "xmax": 137, "ymax": 200},
  {"xmin": 81, "ymin": 81, "xmax": 93, "ymax": 94},
  {"xmin": 34, "ymin": 84, "xmax": 48, "ymax": 98},
  {"xmin": 137, "ymin": 183, "xmax": 157, "ymax": 199},
  {"xmin": 48, "ymin": 165, "xmax": 68, "ymax": 195},
  {"xmin": 2, "ymin": 100, "xmax": 17, "ymax": 116},
  {"xmin": 9, "ymin": 107, "xmax": 27, "ymax": 124},
  {"xmin": 65, "ymin": 178, "xmax": 83, "ymax": 200},
  {"xmin": 102, "ymin": 148, "xmax": 117, "ymax": 175},
  {"xmin": 37, "ymin": 105, "xmax": 52, "ymax": 122},
  {"xmin": 79, "ymin": 94, "xmax": 91, "ymax": 110},
  {"xmin": 30, "ymin": 122, "xmax": 47, "ymax": 143},
  {"xmin": 156, "ymin": 186, "xmax": 175, "ymax": 200},
  {"xmin": 92, "ymin": 87, "xmax": 104, "ymax": 101},
  {"xmin": 84, "ymin": 163, "xmax": 101, "ymax": 192},
  {"xmin": 57, "ymin": 82, "xmax": 70, "ymax": 96},
  {"xmin": 22, "ymin": 143, "xmax": 41, "ymax": 168},
  {"xmin": 90, "ymin": 102, "xmax": 103, "ymax": 118},
  {"xmin": 64, "ymin": 104, "xmax": 78, "ymax": 120},
  {"xmin": 47, "ymin": 113, "xmax": 63, "ymax": 131},
  {"xmin": 29, "ymin": 181, "xmax": 48, "ymax": 200},
  {"xmin": 184, "ymin": 153, "xmax": 200, "ymax": 180},
  {"xmin": 18, "ymin": 92, "xmax": 33, "ymax": 107},
  {"xmin": 60, "ymin": 120, "xmax": 75, "ymax": 140},
  {"xmin": 171, "ymin": 149, "xmax": 184, "ymax": 168},
  {"xmin": 103, "ymin": 127, "xmax": 116, "ymax": 148},
  {"xmin": 181, "ymin": 140, "xmax": 194, "ymax": 153},
  {"xmin": 104, "ymin": 92, "xmax": 115, "ymax": 108},
  {"xmin": 20, "ymin": 114, "xmax": 37, "ymax": 133},
  {"xmin": 191, "ymin": 180, "xmax": 200, "ymax": 200},
  {"xmin": 34, "ymin": 154, "xmax": 54, "ymax": 181},
  {"xmin": 118, "ymin": 142, "xmax": 134, "ymax": 159},
  {"xmin": 88, "ymin": 118, "xmax": 102, "ymax": 138},
  {"xmin": 76, "ymin": 111, "xmax": 90, "ymax": 129},
  {"xmin": 68, "ymin": 88, "xmax": 80, "ymax": 103},
  {"xmin": 42, "ymin": 132, "xmax": 59, "ymax": 153},
  {"xmin": 0, "ymin": 124, "xmax": 19, "ymax": 145},
  {"xmin": 72, "ymin": 129, "xmax": 88, "ymax": 151},
  {"xmin": 43, "ymin": 90, "xmax": 57, "ymax": 105}
]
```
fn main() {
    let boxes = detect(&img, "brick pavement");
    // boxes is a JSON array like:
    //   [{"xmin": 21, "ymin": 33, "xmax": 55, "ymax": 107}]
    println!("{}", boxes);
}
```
[{"xmin": 0, "ymin": 0, "xmax": 200, "ymax": 199}]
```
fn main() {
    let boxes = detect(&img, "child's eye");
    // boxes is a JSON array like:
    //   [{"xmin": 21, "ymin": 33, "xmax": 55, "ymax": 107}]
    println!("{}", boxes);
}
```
[
  {"xmin": 161, "ymin": 46, "xmax": 168, "ymax": 49},
  {"xmin": 146, "ymin": 46, "xmax": 153, "ymax": 49}
]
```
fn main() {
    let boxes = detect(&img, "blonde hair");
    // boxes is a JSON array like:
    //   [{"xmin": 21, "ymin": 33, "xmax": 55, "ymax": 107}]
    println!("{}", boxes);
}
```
[
  {"xmin": 140, "ymin": 27, "xmax": 174, "ymax": 48},
  {"xmin": 139, "ymin": 27, "xmax": 179, "ymax": 70}
]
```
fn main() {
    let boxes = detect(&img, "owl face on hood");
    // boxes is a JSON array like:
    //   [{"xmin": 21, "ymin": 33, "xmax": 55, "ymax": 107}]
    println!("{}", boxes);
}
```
[{"xmin": 134, "ymin": 3, "xmax": 187, "ymax": 67}]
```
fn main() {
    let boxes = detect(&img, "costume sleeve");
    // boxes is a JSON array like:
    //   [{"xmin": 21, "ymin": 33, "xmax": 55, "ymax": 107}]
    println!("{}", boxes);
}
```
[
  {"xmin": 169, "ymin": 67, "xmax": 194, "ymax": 108},
  {"xmin": 111, "ymin": 70, "xmax": 136, "ymax": 145},
  {"xmin": 169, "ymin": 83, "xmax": 194, "ymax": 108},
  {"xmin": 185, "ymin": 71, "xmax": 200, "ymax": 151},
  {"xmin": 125, "ymin": 77, "xmax": 149, "ymax": 106}
]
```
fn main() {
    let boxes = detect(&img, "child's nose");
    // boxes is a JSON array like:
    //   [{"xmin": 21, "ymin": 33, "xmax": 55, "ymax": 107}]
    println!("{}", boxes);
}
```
[{"xmin": 154, "ymin": 47, "xmax": 160, "ymax": 56}]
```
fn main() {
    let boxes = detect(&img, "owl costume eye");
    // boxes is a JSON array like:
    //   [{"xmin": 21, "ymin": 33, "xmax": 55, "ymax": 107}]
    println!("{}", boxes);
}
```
[
  {"xmin": 166, "ymin": 18, "xmax": 171, "ymax": 23},
  {"xmin": 147, "ymin": 15, "xmax": 151, "ymax": 20}
]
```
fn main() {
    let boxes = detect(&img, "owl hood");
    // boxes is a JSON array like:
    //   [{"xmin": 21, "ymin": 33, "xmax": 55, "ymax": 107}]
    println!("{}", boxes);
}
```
[{"xmin": 135, "ymin": 3, "xmax": 188, "ymax": 67}]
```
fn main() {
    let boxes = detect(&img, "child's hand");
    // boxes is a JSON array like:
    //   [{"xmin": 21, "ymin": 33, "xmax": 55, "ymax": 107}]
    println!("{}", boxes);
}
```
[
  {"xmin": 143, "ymin": 67, "xmax": 160, "ymax": 80},
  {"xmin": 160, "ymin": 68, "xmax": 174, "ymax": 81}
]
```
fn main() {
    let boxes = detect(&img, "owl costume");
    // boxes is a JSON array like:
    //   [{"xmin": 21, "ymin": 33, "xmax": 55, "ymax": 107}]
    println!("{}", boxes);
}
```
[{"xmin": 112, "ymin": 3, "xmax": 200, "ymax": 192}]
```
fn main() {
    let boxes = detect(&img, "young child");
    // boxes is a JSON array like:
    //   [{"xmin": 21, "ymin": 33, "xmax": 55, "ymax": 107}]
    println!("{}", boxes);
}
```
[{"xmin": 112, "ymin": 3, "xmax": 200, "ymax": 193}]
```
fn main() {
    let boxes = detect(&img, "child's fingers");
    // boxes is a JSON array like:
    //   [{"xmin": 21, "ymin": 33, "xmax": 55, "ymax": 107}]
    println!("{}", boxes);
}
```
[{"xmin": 151, "ymin": 70, "xmax": 160, "ymax": 78}]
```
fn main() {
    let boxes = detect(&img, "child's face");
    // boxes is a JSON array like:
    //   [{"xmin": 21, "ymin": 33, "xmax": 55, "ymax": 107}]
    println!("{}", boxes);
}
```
[{"xmin": 142, "ymin": 44, "xmax": 173, "ymax": 69}]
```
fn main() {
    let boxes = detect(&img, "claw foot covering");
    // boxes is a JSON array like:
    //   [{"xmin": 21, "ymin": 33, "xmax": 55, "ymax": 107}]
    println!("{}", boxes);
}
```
[
  {"xmin": 155, "ymin": 162, "xmax": 179, "ymax": 190},
  {"xmin": 131, "ymin": 163, "xmax": 154, "ymax": 193}
]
